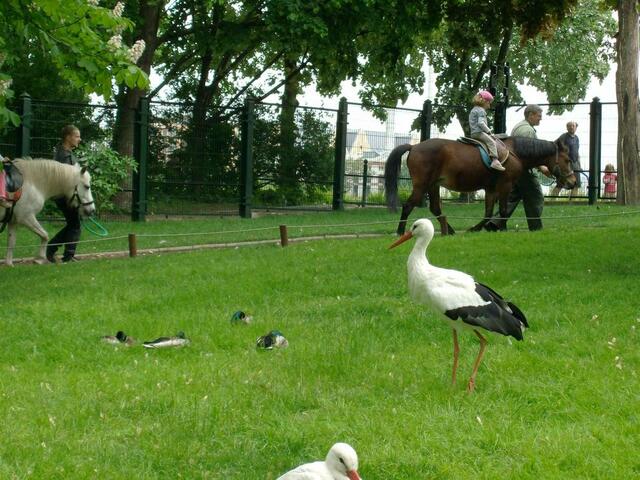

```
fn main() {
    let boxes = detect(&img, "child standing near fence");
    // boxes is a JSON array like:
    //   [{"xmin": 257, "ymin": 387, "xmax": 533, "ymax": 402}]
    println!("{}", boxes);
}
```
[
  {"xmin": 603, "ymin": 164, "xmax": 617, "ymax": 198},
  {"xmin": 469, "ymin": 90, "xmax": 504, "ymax": 171}
]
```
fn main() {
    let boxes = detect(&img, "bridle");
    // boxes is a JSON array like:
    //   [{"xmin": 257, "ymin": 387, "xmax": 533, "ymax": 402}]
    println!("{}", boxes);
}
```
[
  {"xmin": 551, "ymin": 144, "xmax": 574, "ymax": 184},
  {"xmin": 68, "ymin": 184, "xmax": 95, "ymax": 209}
]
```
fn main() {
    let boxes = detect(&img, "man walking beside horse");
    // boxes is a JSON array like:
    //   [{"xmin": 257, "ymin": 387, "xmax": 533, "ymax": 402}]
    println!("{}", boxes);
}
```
[
  {"xmin": 46, "ymin": 124, "xmax": 83, "ymax": 263},
  {"xmin": 484, "ymin": 104, "xmax": 554, "ymax": 232}
]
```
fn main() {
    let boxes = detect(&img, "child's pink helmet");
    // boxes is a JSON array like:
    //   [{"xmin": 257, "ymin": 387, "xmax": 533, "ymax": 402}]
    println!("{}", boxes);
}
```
[{"xmin": 478, "ymin": 90, "xmax": 494, "ymax": 102}]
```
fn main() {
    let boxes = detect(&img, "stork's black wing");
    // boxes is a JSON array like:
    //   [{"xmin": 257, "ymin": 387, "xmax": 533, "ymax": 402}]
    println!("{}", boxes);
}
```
[{"xmin": 444, "ymin": 282, "xmax": 528, "ymax": 340}]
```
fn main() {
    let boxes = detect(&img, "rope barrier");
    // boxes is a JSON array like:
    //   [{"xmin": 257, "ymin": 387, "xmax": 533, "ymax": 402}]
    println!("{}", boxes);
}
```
[
  {"xmin": 9, "ymin": 235, "xmax": 130, "ymax": 251},
  {"xmin": 135, "ymin": 225, "xmax": 278, "ymax": 238},
  {"xmin": 287, "ymin": 220, "xmax": 398, "ymax": 229},
  {"xmin": 6, "ymin": 208, "xmax": 640, "ymax": 252},
  {"xmin": 438, "ymin": 209, "xmax": 640, "ymax": 221}
]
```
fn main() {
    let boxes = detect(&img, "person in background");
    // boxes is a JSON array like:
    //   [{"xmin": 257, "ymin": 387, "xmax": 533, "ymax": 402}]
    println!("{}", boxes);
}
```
[
  {"xmin": 485, "ymin": 104, "xmax": 552, "ymax": 231},
  {"xmin": 602, "ymin": 164, "xmax": 617, "ymax": 198},
  {"xmin": 469, "ymin": 90, "xmax": 505, "ymax": 171},
  {"xmin": 551, "ymin": 121, "xmax": 581, "ymax": 199},
  {"xmin": 46, "ymin": 124, "xmax": 82, "ymax": 263}
]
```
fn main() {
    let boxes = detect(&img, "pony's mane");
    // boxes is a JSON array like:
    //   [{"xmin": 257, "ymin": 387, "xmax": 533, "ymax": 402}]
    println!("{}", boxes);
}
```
[
  {"xmin": 511, "ymin": 137, "xmax": 556, "ymax": 159},
  {"xmin": 14, "ymin": 158, "xmax": 79, "ymax": 190}
]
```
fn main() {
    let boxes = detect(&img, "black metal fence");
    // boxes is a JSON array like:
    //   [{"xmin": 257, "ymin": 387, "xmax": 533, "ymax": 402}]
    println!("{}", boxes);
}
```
[
  {"xmin": 1, "ymin": 93, "xmax": 616, "ymax": 221},
  {"xmin": 143, "ymin": 99, "xmax": 242, "ymax": 217}
]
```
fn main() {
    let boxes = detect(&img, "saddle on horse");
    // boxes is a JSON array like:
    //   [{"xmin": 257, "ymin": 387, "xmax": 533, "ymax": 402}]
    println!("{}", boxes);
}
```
[
  {"xmin": 458, "ymin": 136, "xmax": 510, "ymax": 169},
  {"xmin": 0, "ymin": 160, "xmax": 24, "ymax": 208}
]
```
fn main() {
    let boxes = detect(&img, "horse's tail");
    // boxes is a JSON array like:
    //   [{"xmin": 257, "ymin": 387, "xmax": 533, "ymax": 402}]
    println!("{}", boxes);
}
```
[{"xmin": 384, "ymin": 143, "xmax": 412, "ymax": 211}]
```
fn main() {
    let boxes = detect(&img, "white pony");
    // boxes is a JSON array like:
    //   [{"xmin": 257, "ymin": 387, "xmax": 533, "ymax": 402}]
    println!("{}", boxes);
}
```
[{"xmin": 1, "ymin": 159, "xmax": 96, "ymax": 266}]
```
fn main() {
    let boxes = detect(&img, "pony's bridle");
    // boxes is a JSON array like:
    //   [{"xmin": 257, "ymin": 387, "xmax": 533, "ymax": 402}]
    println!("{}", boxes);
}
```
[
  {"xmin": 69, "ymin": 185, "xmax": 95, "ymax": 208},
  {"xmin": 551, "ymin": 144, "xmax": 574, "ymax": 184}
]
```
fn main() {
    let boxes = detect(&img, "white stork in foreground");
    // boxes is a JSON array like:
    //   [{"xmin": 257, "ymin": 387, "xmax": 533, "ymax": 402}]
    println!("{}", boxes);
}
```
[
  {"xmin": 389, "ymin": 218, "xmax": 528, "ymax": 392},
  {"xmin": 277, "ymin": 442, "xmax": 361, "ymax": 480}
]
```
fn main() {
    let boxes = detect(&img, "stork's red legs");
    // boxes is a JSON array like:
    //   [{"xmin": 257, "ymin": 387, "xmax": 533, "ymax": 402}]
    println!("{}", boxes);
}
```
[
  {"xmin": 451, "ymin": 329, "xmax": 460, "ymax": 385},
  {"xmin": 467, "ymin": 331, "xmax": 488, "ymax": 393}
]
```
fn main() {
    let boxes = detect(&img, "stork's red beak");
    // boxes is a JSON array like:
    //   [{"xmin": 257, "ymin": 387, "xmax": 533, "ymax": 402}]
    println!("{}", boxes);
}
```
[
  {"xmin": 388, "ymin": 231, "xmax": 413, "ymax": 249},
  {"xmin": 347, "ymin": 469, "xmax": 362, "ymax": 480}
]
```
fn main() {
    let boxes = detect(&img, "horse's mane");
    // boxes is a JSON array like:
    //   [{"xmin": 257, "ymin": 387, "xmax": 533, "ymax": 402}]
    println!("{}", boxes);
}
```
[
  {"xmin": 14, "ymin": 158, "xmax": 79, "ymax": 191},
  {"xmin": 510, "ymin": 137, "xmax": 556, "ymax": 159}
]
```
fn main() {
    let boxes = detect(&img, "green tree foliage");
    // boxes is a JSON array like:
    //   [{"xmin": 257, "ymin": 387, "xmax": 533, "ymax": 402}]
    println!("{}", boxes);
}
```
[
  {"xmin": 3, "ymin": 47, "xmax": 87, "ymax": 105},
  {"xmin": 141, "ymin": 1, "xmax": 446, "ymax": 204},
  {"xmin": 425, "ymin": 0, "xmax": 615, "ymax": 133},
  {"xmin": 0, "ymin": 0, "xmax": 149, "ymax": 128},
  {"xmin": 77, "ymin": 143, "xmax": 138, "ymax": 212},
  {"xmin": 3, "ymin": 0, "xmax": 611, "ymax": 206},
  {"xmin": 253, "ymin": 107, "xmax": 334, "ymax": 206},
  {"xmin": 510, "ymin": 0, "xmax": 616, "ymax": 108}
]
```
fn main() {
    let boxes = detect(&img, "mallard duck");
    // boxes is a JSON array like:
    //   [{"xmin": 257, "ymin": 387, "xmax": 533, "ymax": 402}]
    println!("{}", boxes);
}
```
[
  {"xmin": 256, "ymin": 330, "xmax": 288, "ymax": 349},
  {"xmin": 230, "ymin": 310, "xmax": 252, "ymax": 324},
  {"xmin": 143, "ymin": 331, "xmax": 190, "ymax": 349},
  {"xmin": 101, "ymin": 331, "xmax": 135, "ymax": 346}
]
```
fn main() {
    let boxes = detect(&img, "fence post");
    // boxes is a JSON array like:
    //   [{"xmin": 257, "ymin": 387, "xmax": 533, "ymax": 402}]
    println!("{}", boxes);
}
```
[
  {"xmin": 494, "ymin": 101, "xmax": 507, "ymax": 134},
  {"xmin": 588, "ymin": 96, "xmax": 602, "ymax": 205},
  {"xmin": 132, "ymin": 96, "xmax": 149, "ymax": 221},
  {"xmin": 279, "ymin": 225, "xmax": 288, "ymax": 247},
  {"xmin": 16, "ymin": 93, "xmax": 31, "ymax": 158},
  {"xmin": 361, "ymin": 159, "xmax": 368, "ymax": 206},
  {"xmin": 239, "ymin": 97, "xmax": 255, "ymax": 218},
  {"xmin": 332, "ymin": 97, "xmax": 347, "ymax": 210},
  {"xmin": 128, "ymin": 233, "xmax": 137, "ymax": 257},
  {"xmin": 420, "ymin": 100, "xmax": 432, "ymax": 141}
]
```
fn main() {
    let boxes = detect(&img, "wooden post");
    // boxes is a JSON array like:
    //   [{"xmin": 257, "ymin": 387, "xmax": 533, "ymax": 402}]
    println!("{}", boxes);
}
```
[
  {"xmin": 128, "ymin": 233, "xmax": 137, "ymax": 257},
  {"xmin": 279, "ymin": 225, "xmax": 288, "ymax": 247}
]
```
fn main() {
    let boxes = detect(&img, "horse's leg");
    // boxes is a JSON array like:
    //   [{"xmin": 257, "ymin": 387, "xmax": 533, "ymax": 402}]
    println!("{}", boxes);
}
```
[
  {"xmin": 397, "ymin": 196, "xmax": 418, "ymax": 235},
  {"xmin": 397, "ymin": 187, "xmax": 426, "ymax": 235},
  {"xmin": 5, "ymin": 222, "xmax": 17, "ymax": 266},
  {"xmin": 497, "ymin": 192, "xmax": 509, "ymax": 231},
  {"xmin": 427, "ymin": 186, "xmax": 455, "ymax": 235},
  {"xmin": 20, "ymin": 215, "xmax": 50, "ymax": 264},
  {"xmin": 469, "ymin": 191, "xmax": 497, "ymax": 232}
]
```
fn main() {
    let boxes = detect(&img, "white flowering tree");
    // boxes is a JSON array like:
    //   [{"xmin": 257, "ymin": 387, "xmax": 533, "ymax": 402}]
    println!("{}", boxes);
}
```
[{"xmin": 0, "ymin": 0, "xmax": 149, "ymax": 127}]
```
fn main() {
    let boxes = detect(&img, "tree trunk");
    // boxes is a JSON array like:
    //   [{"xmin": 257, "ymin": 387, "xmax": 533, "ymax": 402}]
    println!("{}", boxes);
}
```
[
  {"xmin": 187, "ymin": 50, "xmax": 216, "ymax": 185},
  {"xmin": 278, "ymin": 58, "xmax": 301, "ymax": 204},
  {"xmin": 113, "ymin": 0, "xmax": 164, "ymax": 156},
  {"xmin": 615, "ymin": 0, "xmax": 640, "ymax": 204}
]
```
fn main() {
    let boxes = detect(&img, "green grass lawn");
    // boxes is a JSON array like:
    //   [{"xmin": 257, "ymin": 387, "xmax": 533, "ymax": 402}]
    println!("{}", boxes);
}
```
[
  {"xmin": 7, "ymin": 201, "xmax": 638, "ymax": 260},
  {"xmin": 1, "ymin": 205, "xmax": 639, "ymax": 479}
]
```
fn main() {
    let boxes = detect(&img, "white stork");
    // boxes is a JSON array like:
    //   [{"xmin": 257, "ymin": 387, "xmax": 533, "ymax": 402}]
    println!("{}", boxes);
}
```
[
  {"xmin": 389, "ymin": 218, "xmax": 528, "ymax": 392},
  {"xmin": 277, "ymin": 443, "xmax": 361, "ymax": 480}
]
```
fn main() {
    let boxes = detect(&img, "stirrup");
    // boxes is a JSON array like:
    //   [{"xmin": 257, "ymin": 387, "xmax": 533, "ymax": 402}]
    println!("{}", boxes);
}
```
[{"xmin": 490, "ymin": 160, "xmax": 505, "ymax": 171}]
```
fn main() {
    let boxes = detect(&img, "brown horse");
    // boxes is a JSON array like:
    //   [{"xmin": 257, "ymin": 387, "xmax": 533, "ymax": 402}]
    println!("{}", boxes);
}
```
[{"xmin": 384, "ymin": 136, "xmax": 576, "ymax": 235}]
